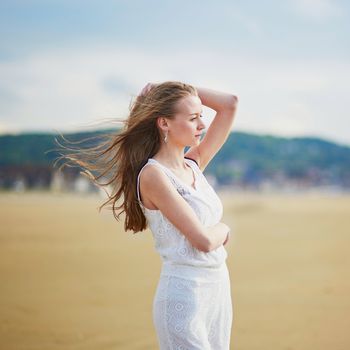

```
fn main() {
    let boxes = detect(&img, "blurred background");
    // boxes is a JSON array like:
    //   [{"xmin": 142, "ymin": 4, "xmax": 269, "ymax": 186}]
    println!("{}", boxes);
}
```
[{"xmin": 1, "ymin": 1, "xmax": 349, "ymax": 349}]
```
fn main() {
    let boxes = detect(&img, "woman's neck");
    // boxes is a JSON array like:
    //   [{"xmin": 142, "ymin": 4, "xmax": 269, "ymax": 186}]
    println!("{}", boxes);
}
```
[{"xmin": 152, "ymin": 146, "xmax": 187, "ymax": 170}]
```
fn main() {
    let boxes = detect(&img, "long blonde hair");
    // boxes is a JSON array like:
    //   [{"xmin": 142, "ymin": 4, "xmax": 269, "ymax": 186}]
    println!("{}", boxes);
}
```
[{"xmin": 55, "ymin": 81, "xmax": 197, "ymax": 233}]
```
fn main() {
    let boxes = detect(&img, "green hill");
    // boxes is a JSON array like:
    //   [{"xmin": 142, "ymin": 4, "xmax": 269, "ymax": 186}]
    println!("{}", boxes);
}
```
[{"xmin": 0, "ymin": 130, "xmax": 349, "ymax": 189}]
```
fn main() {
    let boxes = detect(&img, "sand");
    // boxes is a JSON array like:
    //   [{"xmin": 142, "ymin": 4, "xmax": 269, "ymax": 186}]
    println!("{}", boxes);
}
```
[{"xmin": 0, "ymin": 191, "xmax": 349, "ymax": 349}]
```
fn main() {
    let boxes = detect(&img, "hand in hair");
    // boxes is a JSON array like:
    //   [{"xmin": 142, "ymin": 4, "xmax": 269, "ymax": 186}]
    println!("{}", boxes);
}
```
[{"xmin": 139, "ymin": 82, "xmax": 157, "ymax": 97}]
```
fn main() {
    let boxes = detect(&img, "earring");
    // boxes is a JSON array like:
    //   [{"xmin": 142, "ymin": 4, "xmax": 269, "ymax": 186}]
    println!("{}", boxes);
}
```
[{"xmin": 164, "ymin": 130, "xmax": 168, "ymax": 143}]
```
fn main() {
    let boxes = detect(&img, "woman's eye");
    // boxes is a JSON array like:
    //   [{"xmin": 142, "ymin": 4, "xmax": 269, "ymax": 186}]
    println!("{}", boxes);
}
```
[{"xmin": 191, "ymin": 114, "xmax": 203, "ymax": 121}]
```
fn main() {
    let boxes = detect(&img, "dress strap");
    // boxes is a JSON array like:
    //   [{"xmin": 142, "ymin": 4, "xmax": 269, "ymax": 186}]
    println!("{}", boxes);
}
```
[
  {"xmin": 184, "ymin": 156, "xmax": 199, "ymax": 167},
  {"xmin": 184, "ymin": 157, "xmax": 201, "ymax": 177},
  {"xmin": 136, "ymin": 162, "xmax": 152, "ymax": 202}
]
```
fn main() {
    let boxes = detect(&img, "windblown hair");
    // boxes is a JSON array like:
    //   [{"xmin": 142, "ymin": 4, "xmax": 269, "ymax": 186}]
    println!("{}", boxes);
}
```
[{"xmin": 54, "ymin": 81, "xmax": 197, "ymax": 233}]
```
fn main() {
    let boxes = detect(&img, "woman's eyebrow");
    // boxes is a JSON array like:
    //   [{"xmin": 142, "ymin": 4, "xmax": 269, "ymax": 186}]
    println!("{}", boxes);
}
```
[{"xmin": 189, "ymin": 111, "xmax": 203, "ymax": 115}]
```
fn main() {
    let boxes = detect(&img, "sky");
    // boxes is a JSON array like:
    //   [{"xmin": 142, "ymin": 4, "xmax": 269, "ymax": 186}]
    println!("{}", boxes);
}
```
[{"xmin": 0, "ymin": 0, "xmax": 349, "ymax": 146}]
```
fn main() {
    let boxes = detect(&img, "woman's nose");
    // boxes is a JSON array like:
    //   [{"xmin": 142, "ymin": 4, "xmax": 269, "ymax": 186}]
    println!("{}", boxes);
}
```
[{"xmin": 199, "ymin": 119, "xmax": 206, "ymax": 130}]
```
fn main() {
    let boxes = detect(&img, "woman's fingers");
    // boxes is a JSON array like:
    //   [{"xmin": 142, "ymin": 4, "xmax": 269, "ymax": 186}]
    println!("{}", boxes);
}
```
[
  {"xmin": 139, "ymin": 82, "xmax": 156, "ymax": 96},
  {"xmin": 140, "ymin": 83, "xmax": 151, "ymax": 96},
  {"xmin": 144, "ymin": 83, "xmax": 152, "ymax": 94},
  {"xmin": 223, "ymin": 231, "xmax": 230, "ymax": 245},
  {"xmin": 139, "ymin": 86, "xmax": 146, "ymax": 96}
]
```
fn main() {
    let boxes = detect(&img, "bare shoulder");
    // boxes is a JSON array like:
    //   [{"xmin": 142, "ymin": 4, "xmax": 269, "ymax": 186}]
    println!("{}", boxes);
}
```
[
  {"xmin": 139, "ymin": 163, "xmax": 172, "ymax": 209},
  {"xmin": 140, "ymin": 163, "xmax": 169, "ymax": 189}
]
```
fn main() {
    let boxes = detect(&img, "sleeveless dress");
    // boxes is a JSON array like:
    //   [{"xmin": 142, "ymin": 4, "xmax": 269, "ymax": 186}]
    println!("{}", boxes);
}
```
[{"xmin": 136, "ymin": 157, "xmax": 233, "ymax": 350}]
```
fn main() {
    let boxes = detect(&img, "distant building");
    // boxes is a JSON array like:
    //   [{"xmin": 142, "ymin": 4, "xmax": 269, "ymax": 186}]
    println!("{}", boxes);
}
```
[
  {"xmin": 50, "ymin": 171, "xmax": 67, "ymax": 192},
  {"xmin": 13, "ymin": 177, "xmax": 26, "ymax": 192},
  {"xmin": 73, "ymin": 175, "xmax": 96, "ymax": 193}
]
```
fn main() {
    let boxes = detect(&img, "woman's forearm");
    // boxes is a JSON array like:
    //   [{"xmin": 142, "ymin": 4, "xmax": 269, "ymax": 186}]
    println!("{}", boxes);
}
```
[
  {"xmin": 195, "ymin": 86, "xmax": 238, "ymax": 112},
  {"xmin": 203, "ymin": 222, "xmax": 230, "ymax": 252}
]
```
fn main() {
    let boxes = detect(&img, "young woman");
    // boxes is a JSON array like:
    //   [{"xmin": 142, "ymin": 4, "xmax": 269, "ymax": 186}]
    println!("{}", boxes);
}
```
[
  {"xmin": 58, "ymin": 81, "xmax": 238, "ymax": 349},
  {"xmin": 136, "ymin": 82, "xmax": 238, "ymax": 349}
]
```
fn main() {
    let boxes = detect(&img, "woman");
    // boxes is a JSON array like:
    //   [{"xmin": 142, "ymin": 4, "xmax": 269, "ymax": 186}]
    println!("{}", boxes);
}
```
[
  {"xmin": 57, "ymin": 81, "xmax": 238, "ymax": 349},
  {"xmin": 136, "ymin": 81, "xmax": 238, "ymax": 349}
]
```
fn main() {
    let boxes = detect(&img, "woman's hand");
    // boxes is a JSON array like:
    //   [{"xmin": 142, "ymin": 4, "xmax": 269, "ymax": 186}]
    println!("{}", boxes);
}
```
[
  {"xmin": 213, "ymin": 222, "xmax": 230, "ymax": 246},
  {"xmin": 139, "ymin": 82, "xmax": 157, "ymax": 97},
  {"xmin": 223, "ymin": 231, "xmax": 230, "ymax": 246}
]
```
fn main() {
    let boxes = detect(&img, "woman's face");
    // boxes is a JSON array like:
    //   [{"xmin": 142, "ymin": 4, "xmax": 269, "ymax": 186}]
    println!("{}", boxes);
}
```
[{"xmin": 167, "ymin": 94, "xmax": 206, "ymax": 147}]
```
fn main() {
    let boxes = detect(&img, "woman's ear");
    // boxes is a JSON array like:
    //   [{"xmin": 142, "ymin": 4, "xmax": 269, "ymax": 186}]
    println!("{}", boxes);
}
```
[{"xmin": 157, "ymin": 116, "xmax": 169, "ymax": 132}]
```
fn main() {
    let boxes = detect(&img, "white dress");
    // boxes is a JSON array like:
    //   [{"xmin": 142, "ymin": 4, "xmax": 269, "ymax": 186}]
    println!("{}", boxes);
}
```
[{"xmin": 137, "ymin": 157, "xmax": 233, "ymax": 350}]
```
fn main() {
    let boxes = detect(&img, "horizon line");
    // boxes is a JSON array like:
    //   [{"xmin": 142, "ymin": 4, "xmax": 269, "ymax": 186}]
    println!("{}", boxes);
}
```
[{"xmin": 0, "ymin": 128, "xmax": 349, "ymax": 148}]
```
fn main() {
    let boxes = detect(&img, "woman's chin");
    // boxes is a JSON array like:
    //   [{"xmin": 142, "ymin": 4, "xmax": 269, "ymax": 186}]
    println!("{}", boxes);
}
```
[{"xmin": 185, "ymin": 138, "xmax": 201, "ymax": 147}]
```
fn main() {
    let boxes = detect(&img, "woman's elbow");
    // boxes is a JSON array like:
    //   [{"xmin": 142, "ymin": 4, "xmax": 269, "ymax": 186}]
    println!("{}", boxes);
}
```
[{"xmin": 226, "ymin": 94, "xmax": 238, "ymax": 110}]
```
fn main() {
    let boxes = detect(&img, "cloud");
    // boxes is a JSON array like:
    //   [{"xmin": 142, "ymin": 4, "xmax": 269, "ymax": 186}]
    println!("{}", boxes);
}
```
[
  {"xmin": 0, "ymin": 84, "xmax": 23, "ymax": 114},
  {"xmin": 290, "ymin": 0, "xmax": 342, "ymax": 20},
  {"xmin": 0, "ymin": 44, "xmax": 349, "ymax": 145},
  {"xmin": 101, "ymin": 76, "xmax": 134, "ymax": 97}
]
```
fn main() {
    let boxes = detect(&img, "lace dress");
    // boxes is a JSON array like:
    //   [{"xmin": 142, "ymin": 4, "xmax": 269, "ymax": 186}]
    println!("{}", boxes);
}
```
[{"xmin": 137, "ymin": 157, "xmax": 233, "ymax": 350}]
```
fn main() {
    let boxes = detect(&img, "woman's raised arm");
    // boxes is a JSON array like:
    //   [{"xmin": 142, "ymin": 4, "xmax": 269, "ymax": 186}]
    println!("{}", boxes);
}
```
[{"xmin": 185, "ymin": 86, "xmax": 238, "ymax": 171}]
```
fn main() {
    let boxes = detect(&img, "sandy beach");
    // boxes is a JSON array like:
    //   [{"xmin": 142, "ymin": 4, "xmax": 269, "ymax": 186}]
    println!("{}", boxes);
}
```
[{"xmin": 1, "ymin": 191, "xmax": 349, "ymax": 349}]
